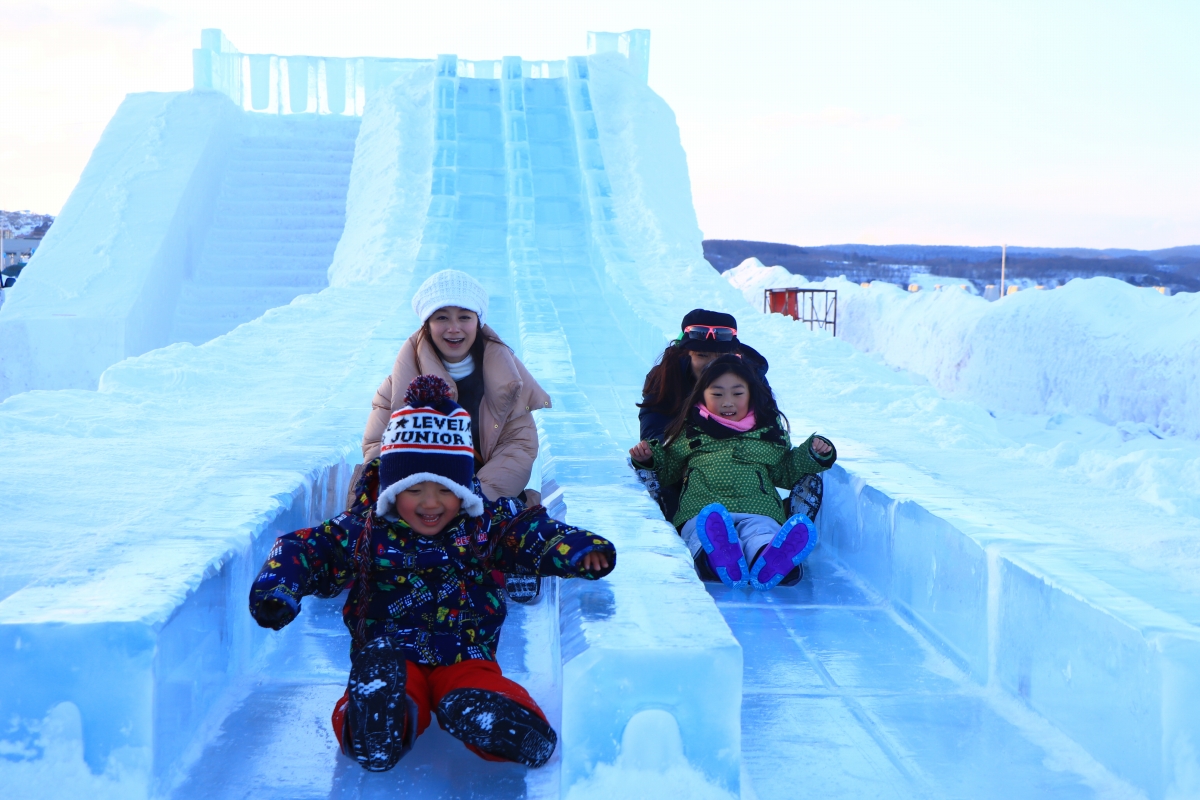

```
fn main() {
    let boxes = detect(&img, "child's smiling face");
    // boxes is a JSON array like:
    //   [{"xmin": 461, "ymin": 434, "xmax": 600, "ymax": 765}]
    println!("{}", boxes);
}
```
[
  {"xmin": 396, "ymin": 481, "xmax": 463, "ymax": 536},
  {"xmin": 703, "ymin": 374, "xmax": 750, "ymax": 421}
]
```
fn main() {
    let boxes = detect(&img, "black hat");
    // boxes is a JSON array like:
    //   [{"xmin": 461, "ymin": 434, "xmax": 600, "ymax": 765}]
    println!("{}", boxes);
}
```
[{"xmin": 678, "ymin": 308, "xmax": 740, "ymax": 353}]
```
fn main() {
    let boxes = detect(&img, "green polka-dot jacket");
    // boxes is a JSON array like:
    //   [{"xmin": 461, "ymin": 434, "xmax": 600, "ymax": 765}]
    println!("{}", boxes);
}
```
[{"xmin": 638, "ymin": 408, "xmax": 836, "ymax": 528}]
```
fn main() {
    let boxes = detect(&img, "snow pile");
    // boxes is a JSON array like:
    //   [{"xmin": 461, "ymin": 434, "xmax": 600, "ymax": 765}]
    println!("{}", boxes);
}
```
[
  {"xmin": 725, "ymin": 258, "xmax": 1200, "ymax": 440},
  {"xmin": 722, "ymin": 257, "xmax": 796, "ymax": 307}
]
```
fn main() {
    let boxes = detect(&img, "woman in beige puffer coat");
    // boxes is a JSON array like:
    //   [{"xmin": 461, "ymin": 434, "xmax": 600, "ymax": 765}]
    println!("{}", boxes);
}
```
[{"xmin": 357, "ymin": 270, "xmax": 551, "ymax": 503}]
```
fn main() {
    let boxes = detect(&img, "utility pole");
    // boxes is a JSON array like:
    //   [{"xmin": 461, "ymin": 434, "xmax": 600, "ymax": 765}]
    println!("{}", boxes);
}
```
[{"xmin": 1000, "ymin": 243, "xmax": 1007, "ymax": 298}]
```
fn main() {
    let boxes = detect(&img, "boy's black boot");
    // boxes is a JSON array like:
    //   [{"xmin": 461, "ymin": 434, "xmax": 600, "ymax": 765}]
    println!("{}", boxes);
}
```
[
  {"xmin": 346, "ymin": 636, "xmax": 415, "ymax": 772},
  {"xmin": 788, "ymin": 474, "xmax": 824, "ymax": 520},
  {"xmin": 436, "ymin": 688, "xmax": 557, "ymax": 768}
]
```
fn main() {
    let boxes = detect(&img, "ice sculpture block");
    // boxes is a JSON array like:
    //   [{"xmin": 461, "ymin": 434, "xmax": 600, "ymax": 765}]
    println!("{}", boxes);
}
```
[
  {"xmin": 819, "ymin": 464, "xmax": 1200, "ymax": 798},
  {"xmin": 558, "ymin": 485, "xmax": 743, "ymax": 796}
]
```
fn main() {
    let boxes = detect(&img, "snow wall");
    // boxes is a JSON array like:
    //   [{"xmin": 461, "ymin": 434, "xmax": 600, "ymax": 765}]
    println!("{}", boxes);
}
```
[
  {"xmin": 2, "ymin": 30, "xmax": 1200, "ymax": 800},
  {"xmin": 727, "ymin": 261, "xmax": 1200, "ymax": 440}
]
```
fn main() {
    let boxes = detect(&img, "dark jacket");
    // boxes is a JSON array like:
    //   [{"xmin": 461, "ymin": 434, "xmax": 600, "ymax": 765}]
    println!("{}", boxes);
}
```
[
  {"xmin": 638, "ymin": 344, "xmax": 771, "ymax": 443},
  {"xmin": 250, "ymin": 460, "xmax": 615, "ymax": 665}
]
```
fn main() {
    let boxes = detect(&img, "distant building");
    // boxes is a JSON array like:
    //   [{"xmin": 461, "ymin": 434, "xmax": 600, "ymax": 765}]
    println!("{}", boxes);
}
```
[{"xmin": 3, "ymin": 237, "xmax": 40, "ymax": 268}]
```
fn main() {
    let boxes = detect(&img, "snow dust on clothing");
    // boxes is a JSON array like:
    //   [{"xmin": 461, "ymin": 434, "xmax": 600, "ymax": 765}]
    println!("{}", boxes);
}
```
[
  {"xmin": 635, "ymin": 408, "xmax": 836, "ymax": 529},
  {"xmin": 250, "ymin": 459, "xmax": 615, "ymax": 666},
  {"xmin": 362, "ymin": 325, "xmax": 552, "ymax": 500}
]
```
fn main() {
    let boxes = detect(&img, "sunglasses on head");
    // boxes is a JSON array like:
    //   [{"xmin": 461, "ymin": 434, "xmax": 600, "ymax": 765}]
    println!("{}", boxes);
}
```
[{"xmin": 682, "ymin": 324, "xmax": 737, "ymax": 342}]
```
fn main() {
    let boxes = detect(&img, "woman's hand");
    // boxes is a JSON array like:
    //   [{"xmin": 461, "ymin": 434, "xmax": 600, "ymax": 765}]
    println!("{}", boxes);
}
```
[
  {"xmin": 811, "ymin": 436, "xmax": 833, "ymax": 457},
  {"xmin": 581, "ymin": 551, "xmax": 612, "ymax": 573},
  {"xmin": 629, "ymin": 441, "xmax": 653, "ymax": 463}
]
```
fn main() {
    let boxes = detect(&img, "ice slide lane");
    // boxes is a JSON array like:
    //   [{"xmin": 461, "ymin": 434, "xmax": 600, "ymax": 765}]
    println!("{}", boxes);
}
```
[
  {"xmin": 500, "ymin": 63, "xmax": 1112, "ymax": 799},
  {"xmin": 167, "ymin": 56, "xmax": 741, "ymax": 799}
]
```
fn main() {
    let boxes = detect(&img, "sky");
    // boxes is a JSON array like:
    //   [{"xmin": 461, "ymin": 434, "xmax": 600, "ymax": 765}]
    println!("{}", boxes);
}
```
[{"xmin": 1, "ymin": 0, "xmax": 1198, "ymax": 249}]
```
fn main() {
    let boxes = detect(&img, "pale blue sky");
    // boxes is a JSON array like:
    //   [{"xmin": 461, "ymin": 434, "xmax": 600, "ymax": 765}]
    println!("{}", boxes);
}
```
[{"xmin": 2, "ymin": 0, "xmax": 1197, "ymax": 248}]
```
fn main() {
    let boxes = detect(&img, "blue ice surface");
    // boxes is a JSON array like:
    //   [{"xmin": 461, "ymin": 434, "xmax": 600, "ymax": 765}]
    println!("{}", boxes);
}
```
[
  {"xmin": 713, "ymin": 558, "xmax": 1096, "ymax": 800},
  {"xmin": 2, "ymin": 29, "xmax": 1197, "ymax": 800}
]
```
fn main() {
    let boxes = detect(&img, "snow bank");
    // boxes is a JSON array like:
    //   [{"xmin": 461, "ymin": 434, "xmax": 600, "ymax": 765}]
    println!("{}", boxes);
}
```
[{"xmin": 726, "ymin": 259, "xmax": 1200, "ymax": 440}]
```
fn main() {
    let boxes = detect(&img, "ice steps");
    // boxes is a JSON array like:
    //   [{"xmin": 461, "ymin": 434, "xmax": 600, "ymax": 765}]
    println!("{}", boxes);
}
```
[{"xmin": 168, "ymin": 116, "xmax": 360, "ymax": 346}]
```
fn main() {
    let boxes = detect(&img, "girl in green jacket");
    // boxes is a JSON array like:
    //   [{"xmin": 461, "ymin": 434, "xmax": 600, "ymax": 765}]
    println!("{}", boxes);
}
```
[{"xmin": 630, "ymin": 355, "xmax": 836, "ymax": 589}]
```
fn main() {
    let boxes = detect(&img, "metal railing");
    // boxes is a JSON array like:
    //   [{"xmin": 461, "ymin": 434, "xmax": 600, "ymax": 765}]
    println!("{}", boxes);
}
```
[{"xmin": 763, "ymin": 288, "xmax": 837, "ymax": 336}]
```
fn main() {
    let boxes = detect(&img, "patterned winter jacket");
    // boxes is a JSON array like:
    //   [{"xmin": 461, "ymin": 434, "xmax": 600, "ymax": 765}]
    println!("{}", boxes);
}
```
[
  {"xmin": 637, "ymin": 408, "xmax": 836, "ymax": 528},
  {"xmin": 249, "ymin": 460, "xmax": 615, "ymax": 665}
]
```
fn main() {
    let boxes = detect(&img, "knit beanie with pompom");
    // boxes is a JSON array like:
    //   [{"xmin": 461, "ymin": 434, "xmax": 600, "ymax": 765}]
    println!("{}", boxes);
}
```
[
  {"xmin": 411, "ymin": 269, "xmax": 489, "ymax": 326},
  {"xmin": 376, "ymin": 375, "xmax": 484, "ymax": 518}
]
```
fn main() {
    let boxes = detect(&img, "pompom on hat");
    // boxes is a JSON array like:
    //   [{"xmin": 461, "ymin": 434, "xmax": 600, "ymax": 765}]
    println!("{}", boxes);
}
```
[
  {"xmin": 411, "ymin": 269, "xmax": 489, "ymax": 326},
  {"xmin": 376, "ymin": 375, "xmax": 484, "ymax": 519}
]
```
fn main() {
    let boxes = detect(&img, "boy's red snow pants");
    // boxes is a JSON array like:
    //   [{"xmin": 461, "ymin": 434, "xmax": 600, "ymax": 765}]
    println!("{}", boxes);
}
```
[{"xmin": 331, "ymin": 658, "xmax": 547, "ymax": 762}]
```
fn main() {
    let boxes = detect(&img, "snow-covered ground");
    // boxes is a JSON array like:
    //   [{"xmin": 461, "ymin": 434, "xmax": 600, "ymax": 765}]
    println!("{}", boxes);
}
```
[{"xmin": 2, "ymin": 29, "xmax": 1199, "ymax": 800}]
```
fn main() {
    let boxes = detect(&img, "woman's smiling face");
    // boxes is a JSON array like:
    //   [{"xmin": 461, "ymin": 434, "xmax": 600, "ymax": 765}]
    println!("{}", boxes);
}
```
[
  {"xmin": 702, "ymin": 373, "xmax": 751, "ymax": 421},
  {"xmin": 427, "ymin": 306, "xmax": 479, "ymax": 363}
]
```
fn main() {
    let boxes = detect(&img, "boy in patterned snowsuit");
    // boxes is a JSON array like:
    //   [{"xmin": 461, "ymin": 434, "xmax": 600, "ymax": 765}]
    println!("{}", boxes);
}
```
[{"xmin": 249, "ymin": 375, "xmax": 615, "ymax": 772}]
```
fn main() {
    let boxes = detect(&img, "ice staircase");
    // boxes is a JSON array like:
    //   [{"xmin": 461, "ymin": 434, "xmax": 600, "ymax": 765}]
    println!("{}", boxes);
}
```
[{"xmin": 169, "ymin": 114, "xmax": 359, "ymax": 345}]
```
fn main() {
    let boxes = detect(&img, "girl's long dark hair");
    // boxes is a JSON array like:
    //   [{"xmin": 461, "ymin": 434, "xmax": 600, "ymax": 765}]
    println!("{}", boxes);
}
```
[
  {"xmin": 662, "ymin": 355, "xmax": 788, "ymax": 445},
  {"xmin": 637, "ymin": 341, "xmax": 694, "ymax": 412},
  {"xmin": 413, "ymin": 314, "xmax": 509, "ymax": 374}
]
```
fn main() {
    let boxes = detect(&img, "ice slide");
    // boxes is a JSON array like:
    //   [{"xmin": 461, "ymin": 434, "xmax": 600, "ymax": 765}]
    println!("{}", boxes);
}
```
[{"xmin": 1, "ymin": 30, "xmax": 1198, "ymax": 800}]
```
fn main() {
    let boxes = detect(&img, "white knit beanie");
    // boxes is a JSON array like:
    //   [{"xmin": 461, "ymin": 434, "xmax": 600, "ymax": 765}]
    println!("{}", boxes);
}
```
[{"xmin": 411, "ymin": 270, "xmax": 489, "ymax": 326}]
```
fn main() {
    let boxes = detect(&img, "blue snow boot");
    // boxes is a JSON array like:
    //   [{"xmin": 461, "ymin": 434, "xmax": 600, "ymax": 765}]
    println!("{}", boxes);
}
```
[
  {"xmin": 345, "ymin": 636, "xmax": 417, "ymax": 772},
  {"xmin": 694, "ymin": 504, "xmax": 749, "ymax": 587},
  {"xmin": 750, "ymin": 513, "xmax": 818, "ymax": 590}
]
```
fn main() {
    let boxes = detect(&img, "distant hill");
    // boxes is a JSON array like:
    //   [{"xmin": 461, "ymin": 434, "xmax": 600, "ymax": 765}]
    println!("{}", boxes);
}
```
[{"xmin": 703, "ymin": 240, "xmax": 1200, "ymax": 294}]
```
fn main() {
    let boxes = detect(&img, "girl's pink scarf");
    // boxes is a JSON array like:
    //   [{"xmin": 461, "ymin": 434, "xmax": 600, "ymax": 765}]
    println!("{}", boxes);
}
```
[{"xmin": 696, "ymin": 404, "xmax": 757, "ymax": 432}]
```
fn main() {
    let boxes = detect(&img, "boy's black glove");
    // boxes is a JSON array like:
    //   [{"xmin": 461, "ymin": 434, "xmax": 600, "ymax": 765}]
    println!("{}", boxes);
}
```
[{"xmin": 253, "ymin": 589, "xmax": 300, "ymax": 630}]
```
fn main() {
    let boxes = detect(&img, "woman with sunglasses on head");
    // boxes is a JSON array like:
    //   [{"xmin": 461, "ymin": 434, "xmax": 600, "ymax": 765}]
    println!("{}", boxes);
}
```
[
  {"xmin": 635, "ymin": 310, "xmax": 768, "ymax": 520},
  {"xmin": 634, "ymin": 309, "xmax": 825, "ymax": 525},
  {"xmin": 355, "ymin": 270, "xmax": 551, "ymax": 512}
]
